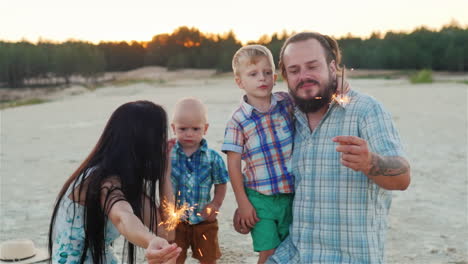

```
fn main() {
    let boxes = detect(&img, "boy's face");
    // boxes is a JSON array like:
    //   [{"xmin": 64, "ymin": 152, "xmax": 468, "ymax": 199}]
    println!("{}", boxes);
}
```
[
  {"xmin": 235, "ymin": 56, "xmax": 277, "ymax": 100},
  {"xmin": 171, "ymin": 115, "xmax": 208, "ymax": 150}
]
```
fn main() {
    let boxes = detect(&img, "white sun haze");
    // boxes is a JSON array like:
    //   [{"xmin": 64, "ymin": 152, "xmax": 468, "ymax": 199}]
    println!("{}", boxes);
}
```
[{"xmin": 1, "ymin": 0, "xmax": 467, "ymax": 44}]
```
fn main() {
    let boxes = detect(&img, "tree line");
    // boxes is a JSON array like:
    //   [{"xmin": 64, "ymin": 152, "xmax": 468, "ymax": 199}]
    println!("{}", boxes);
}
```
[{"xmin": 1, "ymin": 23, "xmax": 466, "ymax": 88}]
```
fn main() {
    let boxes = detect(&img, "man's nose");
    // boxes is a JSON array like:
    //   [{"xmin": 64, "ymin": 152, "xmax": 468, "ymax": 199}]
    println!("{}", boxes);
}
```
[{"xmin": 298, "ymin": 70, "xmax": 308, "ymax": 82}]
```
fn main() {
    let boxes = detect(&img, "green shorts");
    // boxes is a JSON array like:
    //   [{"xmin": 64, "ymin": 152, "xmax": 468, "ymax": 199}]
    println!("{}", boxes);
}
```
[{"xmin": 245, "ymin": 188, "xmax": 294, "ymax": 252}]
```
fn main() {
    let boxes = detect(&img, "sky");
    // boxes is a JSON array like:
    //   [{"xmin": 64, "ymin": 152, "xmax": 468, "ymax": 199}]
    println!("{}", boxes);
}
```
[{"xmin": 1, "ymin": 0, "xmax": 467, "ymax": 44}]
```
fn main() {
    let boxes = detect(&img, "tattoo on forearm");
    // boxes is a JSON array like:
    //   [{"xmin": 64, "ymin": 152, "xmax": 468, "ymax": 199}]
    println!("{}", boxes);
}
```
[{"xmin": 368, "ymin": 154, "xmax": 409, "ymax": 177}]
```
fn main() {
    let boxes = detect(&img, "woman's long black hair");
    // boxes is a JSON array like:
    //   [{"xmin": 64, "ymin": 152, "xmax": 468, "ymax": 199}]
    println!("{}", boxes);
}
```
[{"xmin": 48, "ymin": 100, "xmax": 168, "ymax": 264}]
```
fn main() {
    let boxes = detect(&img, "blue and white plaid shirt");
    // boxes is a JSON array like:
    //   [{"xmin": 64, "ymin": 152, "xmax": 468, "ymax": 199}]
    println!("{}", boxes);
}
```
[
  {"xmin": 171, "ymin": 139, "xmax": 229, "ymax": 224},
  {"xmin": 269, "ymin": 90, "xmax": 405, "ymax": 264}
]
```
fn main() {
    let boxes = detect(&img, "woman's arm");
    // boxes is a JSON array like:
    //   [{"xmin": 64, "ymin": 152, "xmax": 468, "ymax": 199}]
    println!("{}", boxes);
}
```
[{"xmin": 101, "ymin": 180, "xmax": 180, "ymax": 261}]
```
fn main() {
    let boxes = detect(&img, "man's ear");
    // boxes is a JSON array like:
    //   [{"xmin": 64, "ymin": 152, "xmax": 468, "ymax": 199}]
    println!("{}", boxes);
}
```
[
  {"xmin": 204, "ymin": 123, "xmax": 209, "ymax": 135},
  {"xmin": 329, "ymin": 60, "xmax": 337, "ymax": 79},
  {"xmin": 235, "ymin": 76, "xmax": 244, "ymax": 90},
  {"xmin": 171, "ymin": 123, "xmax": 176, "ymax": 135}
]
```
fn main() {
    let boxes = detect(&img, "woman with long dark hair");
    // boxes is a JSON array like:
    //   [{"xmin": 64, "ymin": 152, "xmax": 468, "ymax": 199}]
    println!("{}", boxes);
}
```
[{"xmin": 48, "ymin": 100, "xmax": 181, "ymax": 264}]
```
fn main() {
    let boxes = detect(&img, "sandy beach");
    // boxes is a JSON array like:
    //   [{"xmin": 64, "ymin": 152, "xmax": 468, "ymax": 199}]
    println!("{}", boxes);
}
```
[{"xmin": 0, "ymin": 69, "xmax": 467, "ymax": 263}]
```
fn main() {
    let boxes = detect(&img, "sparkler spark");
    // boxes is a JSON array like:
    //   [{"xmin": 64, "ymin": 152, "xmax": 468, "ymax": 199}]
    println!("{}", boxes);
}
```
[{"xmin": 158, "ymin": 199, "xmax": 194, "ymax": 231}]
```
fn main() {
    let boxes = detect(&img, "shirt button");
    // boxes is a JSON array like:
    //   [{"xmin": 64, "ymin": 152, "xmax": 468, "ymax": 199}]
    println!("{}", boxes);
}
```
[{"xmin": 188, "ymin": 158, "xmax": 191, "ymax": 162}]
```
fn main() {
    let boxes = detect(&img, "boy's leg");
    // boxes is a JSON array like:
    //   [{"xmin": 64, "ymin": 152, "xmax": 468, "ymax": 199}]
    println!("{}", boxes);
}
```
[
  {"xmin": 191, "ymin": 220, "xmax": 221, "ymax": 263},
  {"xmin": 277, "ymin": 194, "xmax": 294, "ymax": 241},
  {"xmin": 246, "ymin": 189, "xmax": 282, "ymax": 252},
  {"xmin": 174, "ymin": 222, "xmax": 191, "ymax": 264},
  {"xmin": 258, "ymin": 193, "xmax": 294, "ymax": 264},
  {"xmin": 258, "ymin": 249, "xmax": 276, "ymax": 264}
]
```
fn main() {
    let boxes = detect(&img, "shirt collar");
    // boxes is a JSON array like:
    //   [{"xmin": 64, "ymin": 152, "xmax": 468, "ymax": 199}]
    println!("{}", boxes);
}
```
[
  {"xmin": 240, "ymin": 93, "xmax": 283, "ymax": 117},
  {"xmin": 174, "ymin": 138, "xmax": 208, "ymax": 155}
]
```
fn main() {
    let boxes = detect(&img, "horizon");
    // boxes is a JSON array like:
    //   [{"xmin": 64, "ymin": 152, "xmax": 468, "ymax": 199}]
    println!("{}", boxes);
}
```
[
  {"xmin": 2, "ymin": 0, "xmax": 467, "ymax": 45},
  {"xmin": 0, "ymin": 20, "xmax": 466, "ymax": 45}
]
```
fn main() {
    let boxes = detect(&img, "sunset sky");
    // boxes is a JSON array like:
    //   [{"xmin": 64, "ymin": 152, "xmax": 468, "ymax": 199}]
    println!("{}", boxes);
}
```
[{"xmin": 2, "ymin": 0, "xmax": 467, "ymax": 44}]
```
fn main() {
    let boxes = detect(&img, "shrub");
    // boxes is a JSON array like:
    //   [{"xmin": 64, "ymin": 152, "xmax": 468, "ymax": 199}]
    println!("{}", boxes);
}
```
[{"xmin": 410, "ymin": 69, "xmax": 433, "ymax": 84}]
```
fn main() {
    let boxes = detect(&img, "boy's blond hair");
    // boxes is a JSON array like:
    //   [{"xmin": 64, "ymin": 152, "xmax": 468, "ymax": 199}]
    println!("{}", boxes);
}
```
[
  {"xmin": 232, "ymin": 45, "xmax": 275, "ymax": 76},
  {"xmin": 172, "ymin": 97, "xmax": 208, "ymax": 124}
]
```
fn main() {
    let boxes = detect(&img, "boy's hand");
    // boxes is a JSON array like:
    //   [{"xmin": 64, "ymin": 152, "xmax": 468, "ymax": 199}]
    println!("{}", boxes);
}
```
[
  {"xmin": 201, "ymin": 202, "xmax": 220, "ymax": 222},
  {"xmin": 238, "ymin": 202, "xmax": 259, "ymax": 229}
]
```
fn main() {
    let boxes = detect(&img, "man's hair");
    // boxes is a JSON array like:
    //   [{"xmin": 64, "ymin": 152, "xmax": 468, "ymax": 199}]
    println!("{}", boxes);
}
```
[
  {"xmin": 232, "ymin": 45, "xmax": 275, "ymax": 76},
  {"xmin": 279, "ymin": 32, "xmax": 342, "ymax": 78}
]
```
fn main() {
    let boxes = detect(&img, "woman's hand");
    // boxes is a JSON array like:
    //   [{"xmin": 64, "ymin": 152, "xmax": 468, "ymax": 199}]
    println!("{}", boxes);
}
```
[{"xmin": 145, "ymin": 236, "xmax": 181, "ymax": 264}]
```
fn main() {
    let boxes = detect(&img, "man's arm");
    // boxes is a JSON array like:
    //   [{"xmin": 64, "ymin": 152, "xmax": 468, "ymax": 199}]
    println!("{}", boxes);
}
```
[{"xmin": 333, "ymin": 136, "xmax": 411, "ymax": 190}]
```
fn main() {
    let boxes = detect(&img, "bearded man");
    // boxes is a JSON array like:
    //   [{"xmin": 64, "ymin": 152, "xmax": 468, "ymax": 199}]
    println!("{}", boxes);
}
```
[{"xmin": 268, "ymin": 32, "xmax": 411, "ymax": 264}]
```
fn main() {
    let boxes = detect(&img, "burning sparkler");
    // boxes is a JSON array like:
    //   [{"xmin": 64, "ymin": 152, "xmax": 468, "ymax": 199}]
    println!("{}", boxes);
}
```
[
  {"xmin": 158, "ymin": 198, "xmax": 194, "ymax": 231},
  {"xmin": 332, "ymin": 65, "xmax": 351, "ymax": 107}
]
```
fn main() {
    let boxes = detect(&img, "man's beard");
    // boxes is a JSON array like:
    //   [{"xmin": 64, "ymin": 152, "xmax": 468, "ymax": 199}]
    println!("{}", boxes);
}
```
[{"xmin": 289, "ymin": 75, "xmax": 337, "ymax": 113}]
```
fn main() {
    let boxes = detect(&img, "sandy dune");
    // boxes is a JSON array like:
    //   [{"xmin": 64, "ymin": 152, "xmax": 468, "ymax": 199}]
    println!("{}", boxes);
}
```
[{"xmin": 0, "ymin": 73, "xmax": 467, "ymax": 263}]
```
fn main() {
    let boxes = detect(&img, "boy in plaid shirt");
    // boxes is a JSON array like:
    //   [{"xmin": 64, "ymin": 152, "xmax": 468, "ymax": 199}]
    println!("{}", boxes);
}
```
[
  {"xmin": 222, "ymin": 45, "xmax": 295, "ymax": 263},
  {"xmin": 171, "ymin": 97, "xmax": 229, "ymax": 264}
]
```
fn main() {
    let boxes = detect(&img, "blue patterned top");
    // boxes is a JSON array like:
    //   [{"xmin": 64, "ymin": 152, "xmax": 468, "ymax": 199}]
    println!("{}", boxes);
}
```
[
  {"xmin": 269, "ymin": 90, "xmax": 405, "ymax": 264},
  {"xmin": 52, "ymin": 172, "xmax": 121, "ymax": 264},
  {"xmin": 171, "ymin": 139, "xmax": 229, "ymax": 224}
]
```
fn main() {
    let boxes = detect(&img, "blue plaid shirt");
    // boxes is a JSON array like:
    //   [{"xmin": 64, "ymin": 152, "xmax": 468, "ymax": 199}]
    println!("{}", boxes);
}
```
[
  {"xmin": 171, "ymin": 139, "xmax": 229, "ymax": 224},
  {"xmin": 269, "ymin": 90, "xmax": 405, "ymax": 264}
]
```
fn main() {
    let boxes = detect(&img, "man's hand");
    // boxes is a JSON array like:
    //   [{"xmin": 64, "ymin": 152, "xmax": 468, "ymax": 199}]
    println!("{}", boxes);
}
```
[
  {"xmin": 145, "ymin": 237, "xmax": 181, "ymax": 264},
  {"xmin": 201, "ymin": 202, "xmax": 220, "ymax": 222},
  {"xmin": 333, "ymin": 135, "xmax": 411, "ymax": 190},
  {"xmin": 237, "ymin": 201, "xmax": 260, "ymax": 230},
  {"xmin": 333, "ymin": 136, "xmax": 372, "ymax": 173}
]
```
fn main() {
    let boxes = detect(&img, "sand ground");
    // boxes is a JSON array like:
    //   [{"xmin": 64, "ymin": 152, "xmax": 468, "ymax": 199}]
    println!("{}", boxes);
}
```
[{"xmin": 0, "ymin": 70, "xmax": 467, "ymax": 263}]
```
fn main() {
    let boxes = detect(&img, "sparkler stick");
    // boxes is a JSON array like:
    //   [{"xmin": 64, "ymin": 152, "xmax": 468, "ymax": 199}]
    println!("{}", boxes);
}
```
[
  {"xmin": 332, "ymin": 65, "xmax": 350, "ymax": 107},
  {"xmin": 341, "ymin": 65, "xmax": 345, "ymax": 96}
]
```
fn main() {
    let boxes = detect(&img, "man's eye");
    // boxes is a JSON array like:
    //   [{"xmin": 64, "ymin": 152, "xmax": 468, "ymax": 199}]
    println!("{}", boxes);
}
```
[
  {"xmin": 193, "ymin": 128, "xmax": 200, "ymax": 131},
  {"xmin": 249, "ymin": 72, "xmax": 257, "ymax": 77},
  {"xmin": 179, "ymin": 128, "xmax": 186, "ymax": 131}
]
